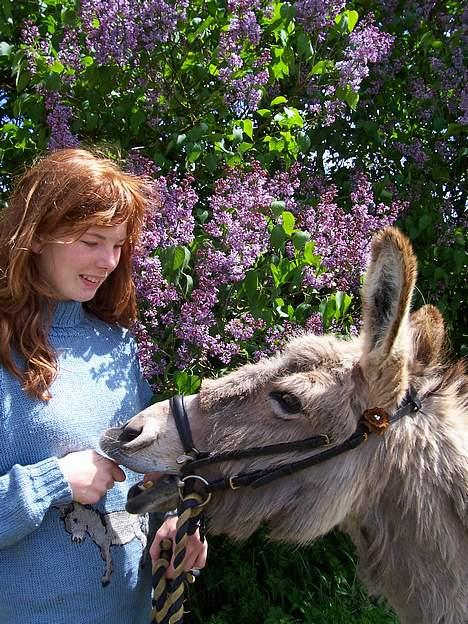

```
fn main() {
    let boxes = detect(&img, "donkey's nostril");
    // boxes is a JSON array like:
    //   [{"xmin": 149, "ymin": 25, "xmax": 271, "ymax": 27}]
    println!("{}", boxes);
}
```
[{"xmin": 119, "ymin": 422, "xmax": 143, "ymax": 444}]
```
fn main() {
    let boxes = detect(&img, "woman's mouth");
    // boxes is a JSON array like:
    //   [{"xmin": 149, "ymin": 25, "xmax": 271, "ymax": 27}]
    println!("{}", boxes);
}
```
[{"xmin": 80, "ymin": 274, "xmax": 101, "ymax": 287}]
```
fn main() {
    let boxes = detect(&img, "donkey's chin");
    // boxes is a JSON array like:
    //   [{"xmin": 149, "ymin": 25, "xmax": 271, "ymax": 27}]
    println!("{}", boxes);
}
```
[{"xmin": 126, "ymin": 474, "xmax": 180, "ymax": 515}]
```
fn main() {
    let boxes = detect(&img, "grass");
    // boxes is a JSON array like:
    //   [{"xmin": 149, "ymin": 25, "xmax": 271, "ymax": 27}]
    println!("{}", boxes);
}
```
[{"xmin": 185, "ymin": 529, "xmax": 398, "ymax": 624}]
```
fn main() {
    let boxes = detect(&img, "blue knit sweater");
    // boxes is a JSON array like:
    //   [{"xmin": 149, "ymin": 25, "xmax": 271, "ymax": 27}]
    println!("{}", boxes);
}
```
[{"xmin": 0, "ymin": 301, "xmax": 154, "ymax": 624}]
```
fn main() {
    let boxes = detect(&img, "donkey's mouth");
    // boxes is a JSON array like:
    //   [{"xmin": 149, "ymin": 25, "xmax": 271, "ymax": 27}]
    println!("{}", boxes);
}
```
[{"xmin": 126, "ymin": 474, "xmax": 180, "ymax": 515}]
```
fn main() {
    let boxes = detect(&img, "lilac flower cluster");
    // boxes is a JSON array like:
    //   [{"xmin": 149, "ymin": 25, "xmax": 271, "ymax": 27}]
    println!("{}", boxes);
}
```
[
  {"xmin": 303, "ymin": 13, "xmax": 394, "ymax": 127},
  {"xmin": 253, "ymin": 321, "xmax": 303, "ymax": 360},
  {"xmin": 225, "ymin": 313, "xmax": 265, "ymax": 340},
  {"xmin": 299, "ymin": 171, "xmax": 405, "ymax": 291},
  {"xmin": 395, "ymin": 140, "xmax": 429, "ymax": 166},
  {"xmin": 80, "ymin": 0, "xmax": 188, "ymax": 67},
  {"xmin": 20, "ymin": 19, "xmax": 51, "ymax": 73},
  {"xmin": 336, "ymin": 14, "xmax": 395, "ymax": 93},
  {"xmin": 204, "ymin": 163, "xmax": 274, "ymax": 271},
  {"xmin": 218, "ymin": 2, "xmax": 269, "ymax": 113},
  {"xmin": 58, "ymin": 28, "xmax": 82, "ymax": 72},
  {"xmin": 171, "ymin": 164, "xmax": 279, "ymax": 364},
  {"xmin": 44, "ymin": 92, "xmax": 80, "ymax": 150},
  {"xmin": 294, "ymin": 0, "xmax": 345, "ymax": 39},
  {"xmin": 132, "ymin": 159, "xmax": 306, "ymax": 379}
]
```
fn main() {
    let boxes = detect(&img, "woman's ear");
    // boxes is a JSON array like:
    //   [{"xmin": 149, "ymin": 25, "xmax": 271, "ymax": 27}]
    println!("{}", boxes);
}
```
[{"xmin": 359, "ymin": 227, "xmax": 417, "ymax": 407}]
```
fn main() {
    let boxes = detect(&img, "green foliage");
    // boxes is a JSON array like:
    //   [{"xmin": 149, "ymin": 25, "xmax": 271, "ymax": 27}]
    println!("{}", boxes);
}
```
[{"xmin": 187, "ymin": 531, "xmax": 398, "ymax": 623}]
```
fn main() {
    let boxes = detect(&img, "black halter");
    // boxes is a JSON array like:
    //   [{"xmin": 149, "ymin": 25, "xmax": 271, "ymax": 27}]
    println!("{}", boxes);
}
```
[{"xmin": 169, "ymin": 389, "xmax": 422, "ymax": 495}]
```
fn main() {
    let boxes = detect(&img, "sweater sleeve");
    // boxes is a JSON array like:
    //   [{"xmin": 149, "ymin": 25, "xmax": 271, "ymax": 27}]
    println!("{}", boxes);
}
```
[{"xmin": 0, "ymin": 457, "xmax": 73, "ymax": 549}]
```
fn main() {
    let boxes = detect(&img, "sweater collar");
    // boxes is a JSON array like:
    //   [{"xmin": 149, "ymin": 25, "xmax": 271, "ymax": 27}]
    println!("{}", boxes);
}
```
[{"xmin": 50, "ymin": 300, "xmax": 86, "ymax": 328}]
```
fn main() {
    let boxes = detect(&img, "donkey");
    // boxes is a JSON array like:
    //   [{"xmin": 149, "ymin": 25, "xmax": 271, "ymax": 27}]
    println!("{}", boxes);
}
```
[{"xmin": 101, "ymin": 227, "xmax": 468, "ymax": 624}]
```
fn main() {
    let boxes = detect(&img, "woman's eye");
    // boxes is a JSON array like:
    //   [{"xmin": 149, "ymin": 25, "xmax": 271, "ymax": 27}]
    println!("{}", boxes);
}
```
[
  {"xmin": 81, "ymin": 241, "xmax": 97, "ymax": 247},
  {"xmin": 270, "ymin": 391, "xmax": 302, "ymax": 414}
]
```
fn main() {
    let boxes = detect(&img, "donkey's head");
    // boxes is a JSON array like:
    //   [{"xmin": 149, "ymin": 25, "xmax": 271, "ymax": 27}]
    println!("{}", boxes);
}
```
[{"xmin": 101, "ymin": 228, "xmax": 448, "ymax": 542}]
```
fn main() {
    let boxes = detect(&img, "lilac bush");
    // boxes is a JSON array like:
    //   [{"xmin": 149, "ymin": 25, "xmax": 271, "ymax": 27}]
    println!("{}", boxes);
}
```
[{"xmin": 2, "ymin": 0, "xmax": 466, "ymax": 390}]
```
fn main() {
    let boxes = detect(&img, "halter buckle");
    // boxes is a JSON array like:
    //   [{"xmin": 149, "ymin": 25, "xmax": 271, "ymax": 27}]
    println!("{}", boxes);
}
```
[{"xmin": 228, "ymin": 475, "xmax": 241, "ymax": 490}]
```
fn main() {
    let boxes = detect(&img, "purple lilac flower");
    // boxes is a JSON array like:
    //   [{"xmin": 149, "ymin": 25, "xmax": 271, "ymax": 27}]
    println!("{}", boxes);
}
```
[
  {"xmin": 225, "ymin": 313, "xmax": 264, "ymax": 340},
  {"xmin": 304, "ymin": 312, "xmax": 323, "ymax": 335},
  {"xmin": 263, "ymin": 321, "xmax": 303, "ymax": 354},
  {"xmin": 58, "ymin": 27, "xmax": 82, "ymax": 71},
  {"xmin": 294, "ymin": 0, "xmax": 346, "ymax": 39},
  {"xmin": 126, "ymin": 150, "xmax": 160, "ymax": 177},
  {"xmin": 458, "ymin": 84, "xmax": 468, "ymax": 125},
  {"xmin": 21, "ymin": 19, "xmax": 51, "ymax": 72},
  {"xmin": 395, "ymin": 140, "xmax": 429, "ymax": 166},
  {"xmin": 336, "ymin": 14, "xmax": 394, "ymax": 93},
  {"xmin": 80, "ymin": 0, "xmax": 188, "ymax": 67},
  {"xmin": 45, "ymin": 92, "xmax": 80, "ymax": 150},
  {"xmin": 131, "ymin": 320, "xmax": 162, "ymax": 380},
  {"xmin": 299, "ymin": 172, "xmax": 405, "ymax": 291},
  {"xmin": 204, "ymin": 163, "xmax": 274, "ymax": 274},
  {"xmin": 218, "ymin": 2, "xmax": 269, "ymax": 112}
]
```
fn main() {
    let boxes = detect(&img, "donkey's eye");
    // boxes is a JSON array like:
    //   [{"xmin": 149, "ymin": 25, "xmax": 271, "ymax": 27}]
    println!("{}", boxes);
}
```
[{"xmin": 270, "ymin": 391, "xmax": 302, "ymax": 414}]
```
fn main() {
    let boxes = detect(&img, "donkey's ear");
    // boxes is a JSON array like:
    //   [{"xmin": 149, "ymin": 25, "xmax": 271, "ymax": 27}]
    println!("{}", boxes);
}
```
[
  {"xmin": 360, "ymin": 227, "xmax": 417, "ymax": 405},
  {"xmin": 410, "ymin": 304, "xmax": 446, "ymax": 368}
]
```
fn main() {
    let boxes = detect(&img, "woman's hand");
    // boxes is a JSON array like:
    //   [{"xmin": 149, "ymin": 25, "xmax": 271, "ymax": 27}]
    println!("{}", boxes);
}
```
[
  {"xmin": 58, "ymin": 449, "xmax": 126, "ymax": 504},
  {"xmin": 150, "ymin": 515, "xmax": 208, "ymax": 578}
]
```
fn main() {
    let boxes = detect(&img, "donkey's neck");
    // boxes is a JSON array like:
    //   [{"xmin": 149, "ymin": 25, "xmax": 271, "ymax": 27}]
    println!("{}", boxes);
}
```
[{"xmin": 343, "ymin": 412, "xmax": 468, "ymax": 624}]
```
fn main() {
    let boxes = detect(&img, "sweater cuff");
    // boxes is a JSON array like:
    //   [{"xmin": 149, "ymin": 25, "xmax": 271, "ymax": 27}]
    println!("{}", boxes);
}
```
[{"xmin": 30, "ymin": 456, "xmax": 73, "ymax": 506}]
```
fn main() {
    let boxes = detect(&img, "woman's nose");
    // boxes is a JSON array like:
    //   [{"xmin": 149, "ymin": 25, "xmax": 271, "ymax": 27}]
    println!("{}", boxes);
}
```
[{"xmin": 97, "ymin": 246, "xmax": 121, "ymax": 271}]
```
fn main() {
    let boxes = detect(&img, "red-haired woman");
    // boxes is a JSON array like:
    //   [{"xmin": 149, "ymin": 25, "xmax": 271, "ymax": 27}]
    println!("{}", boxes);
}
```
[{"xmin": 0, "ymin": 148, "xmax": 206, "ymax": 623}]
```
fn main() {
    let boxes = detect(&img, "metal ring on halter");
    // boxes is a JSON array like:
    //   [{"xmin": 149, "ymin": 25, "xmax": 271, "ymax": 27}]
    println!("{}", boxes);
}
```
[{"xmin": 179, "ymin": 474, "xmax": 212, "ymax": 507}]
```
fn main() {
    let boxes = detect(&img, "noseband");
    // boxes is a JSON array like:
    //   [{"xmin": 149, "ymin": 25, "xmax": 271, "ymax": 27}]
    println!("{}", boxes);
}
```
[{"xmin": 170, "ymin": 388, "xmax": 422, "ymax": 497}]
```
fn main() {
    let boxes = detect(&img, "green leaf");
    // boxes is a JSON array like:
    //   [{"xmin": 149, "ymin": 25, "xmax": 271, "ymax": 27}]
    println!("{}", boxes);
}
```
[
  {"xmin": 311, "ymin": 60, "xmax": 334, "ymax": 75},
  {"xmin": 270, "ymin": 224, "xmax": 286, "ymax": 249},
  {"xmin": 335, "ymin": 292, "xmax": 352, "ymax": 317},
  {"xmin": 336, "ymin": 85, "xmax": 360, "ymax": 110},
  {"xmin": 320, "ymin": 296, "xmax": 337, "ymax": 329},
  {"xmin": 186, "ymin": 147, "xmax": 202, "ymax": 163},
  {"xmin": 296, "ymin": 33, "xmax": 314, "ymax": 60},
  {"xmin": 241, "ymin": 119, "xmax": 253, "ymax": 139},
  {"xmin": 243, "ymin": 270, "xmax": 258, "ymax": 301},
  {"xmin": 272, "ymin": 59, "xmax": 289, "ymax": 79},
  {"xmin": 295, "ymin": 303, "xmax": 312, "ymax": 322},
  {"xmin": 303, "ymin": 241, "xmax": 321, "ymax": 267},
  {"xmin": 180, "ymin": 272, "xmax": 193, "ymax": 297},
  {"xmin": 174, "ymin": 371, "xmax": 201, "ymax": 395},
  {"xmin": 16, "ymin": 70, "xmax": 31, "ymax": 92},
  {"xmin": 281, "ymin": 210, "xmax": 295, "ymax": 235},
  {"xmin": 237, "ymin": 141, "xmax": 253, "ymax": 154},
  {"xmin": 271, "ymin": 200, "xmax": 286, "ymax": 216},
  {"xmin": 337, "ymin": 10, "xmax": 359, "ymax": 32},
  {"xmin": 297, "ymin": 132, "xmax": 311, "ymax": 153},
  {"xmin": 271, "ymin": 96, "xmax": 287, "ymax": 106},
  {"xmin": 0, "ymin": 41, "xmax": 12, "ymax": 56},
  {"xmin": 292, "ymin": 230, "xmax": 310, "ymax": 250},
  {"xmin": 130, "ymin": 109, "xmax": 146, "ymax": 133},
  {"xmin": 172, "ymin": 246, "xmax": 191, "ymax": 271}
]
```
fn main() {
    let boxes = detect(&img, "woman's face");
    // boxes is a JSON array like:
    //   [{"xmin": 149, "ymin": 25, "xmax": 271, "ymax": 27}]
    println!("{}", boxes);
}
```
[{"xmin": 34, "ymin": 223, "xmax": 128, "ymax": 302}]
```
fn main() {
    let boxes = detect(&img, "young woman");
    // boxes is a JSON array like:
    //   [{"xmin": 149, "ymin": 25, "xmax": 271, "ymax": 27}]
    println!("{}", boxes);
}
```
[{"xmin": 0, "ymin": 148, "xmax": 206, "ymax": 623}]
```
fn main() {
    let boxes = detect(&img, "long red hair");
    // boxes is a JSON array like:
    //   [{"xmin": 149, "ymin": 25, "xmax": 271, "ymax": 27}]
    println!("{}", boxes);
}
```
[{"xmin": 0, "ymin": 148, "xmax": 149, "ymax": 400}]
